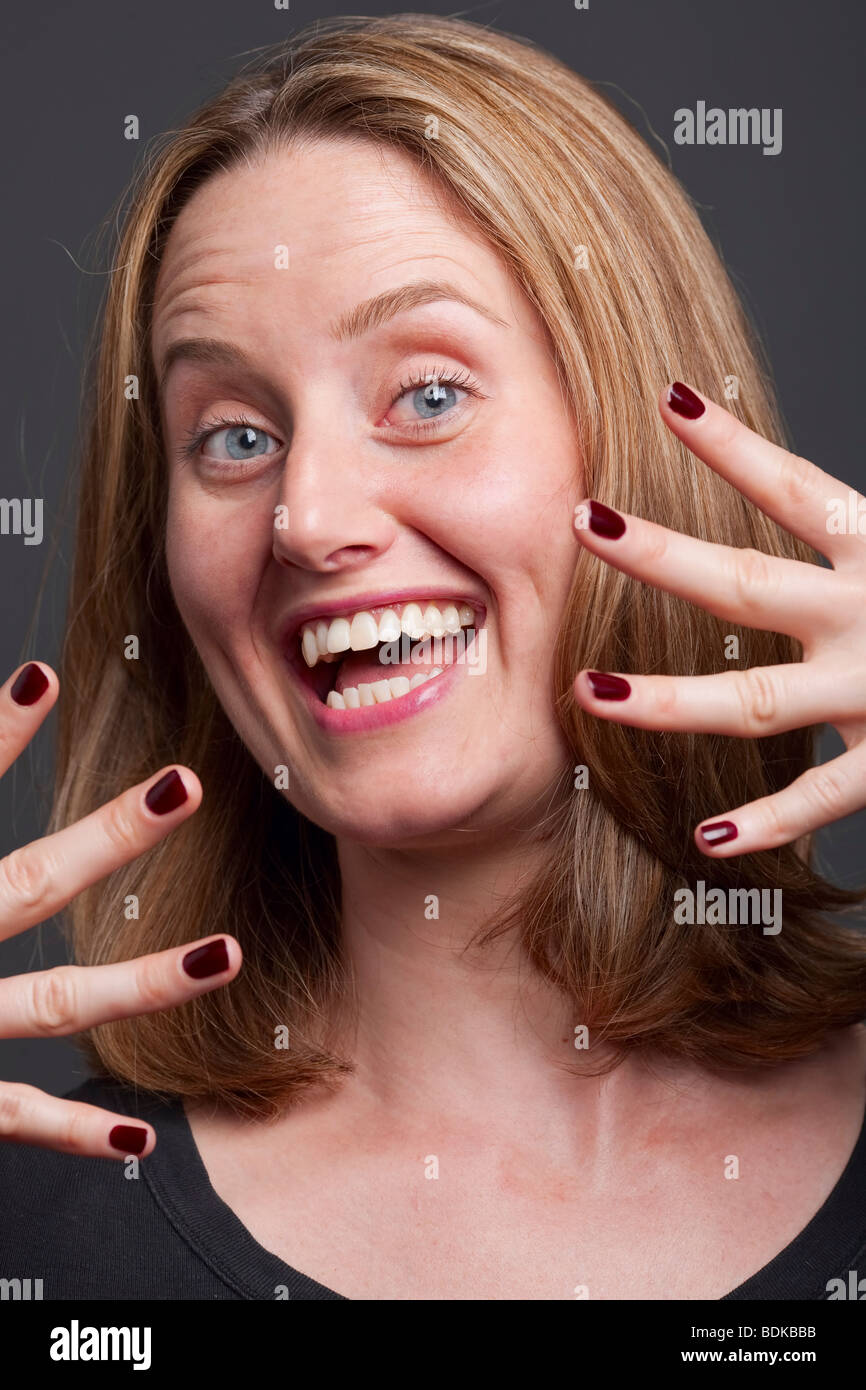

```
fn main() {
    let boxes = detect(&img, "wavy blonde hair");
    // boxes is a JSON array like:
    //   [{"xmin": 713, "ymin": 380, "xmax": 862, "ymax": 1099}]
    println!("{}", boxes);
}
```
[{"xmin": 50, "ymin": 13, "xmax": 866, "ymax": 1116}]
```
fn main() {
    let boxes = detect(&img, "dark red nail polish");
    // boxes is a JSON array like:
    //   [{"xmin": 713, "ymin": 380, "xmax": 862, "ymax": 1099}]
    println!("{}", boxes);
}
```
[
  {"xmin": 667, "ymin": 382, "xmax": 705, "ymax": 419},
  {"xmin": 10, "ymin": 663, "xmax": 48, "ymax": 706},
  {"xmin": 109, "ymin": 1124, "xmax": 148, "ymax": 1155},
  {"xmin": 144, "ymin": 769, "xmax": 187, "ymax": 815},
  {"xmin": 700, "ymin": 820, "xmax": 738, "ymax": 846},
  {"xmin": 586, "ymin": 671, "xmax": 631, "ymax": 700},
  {"xmin": 182, "ymin": 938, "xmax": 230, "ymax": 979},
  {"xmin": 588, "ymin": 499, "xmax": 626, "ymax": 540}
]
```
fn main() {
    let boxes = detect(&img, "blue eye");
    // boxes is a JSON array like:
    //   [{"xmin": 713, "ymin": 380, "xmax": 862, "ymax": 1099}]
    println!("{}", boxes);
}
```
[
  {"xmin": 388, "ymin": 364, "xmax": 482, "ymax": 432},
  {"xmin": 181, "ymin": 364, "xmax": 484, "ymax": 462},
  {"xmin": 206, "ymin": 424, "xmax": 274, "ymax": 460},
  {"xmin": 411, "ymin": 380, "xmax": 459, "ymax": 418},
  {"xmin": 181, "ymin": 415, "xmax": 281, "ymax": 463}
]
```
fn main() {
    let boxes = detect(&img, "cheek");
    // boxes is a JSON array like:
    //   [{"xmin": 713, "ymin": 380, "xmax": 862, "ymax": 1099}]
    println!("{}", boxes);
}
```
[
  {"xmin": 404, "ymin": 403, "xmax": 580, "ymax": 606},
  {"xmin": 164, "ymin": 485, "xmax": 270, "ymax": 641}
]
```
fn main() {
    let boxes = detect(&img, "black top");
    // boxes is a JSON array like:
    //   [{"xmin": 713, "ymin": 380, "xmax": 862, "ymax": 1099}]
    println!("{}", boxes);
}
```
[{"xmin": 1, "ymin": 1074, "xmax": 865, "ymax": 1300}]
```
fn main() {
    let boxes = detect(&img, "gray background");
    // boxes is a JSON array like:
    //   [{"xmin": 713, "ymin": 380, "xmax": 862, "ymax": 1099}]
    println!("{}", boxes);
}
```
[{"xmin": 1, "ymin": 0, "xmax": 863, "ymax": 1094}]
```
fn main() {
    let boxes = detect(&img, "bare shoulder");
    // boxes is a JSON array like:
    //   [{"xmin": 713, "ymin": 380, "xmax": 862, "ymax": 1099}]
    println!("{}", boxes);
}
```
[
  {"xmin": 677, "ymin": 1022, "xmax": 866, "ymax": 1213},
  {"xmin": 735, "ymin": 1021, "xmax": 866, "ymax": 1130},
  {"xmin": 664, "ymin": 1022, "xmax": 866, "ymax": 1154}
]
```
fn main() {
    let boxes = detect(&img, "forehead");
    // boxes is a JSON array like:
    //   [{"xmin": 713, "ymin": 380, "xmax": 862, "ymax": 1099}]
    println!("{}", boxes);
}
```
[{"xmin": 151, "ymin": 138, "xmax": 513, "ymax": 353}]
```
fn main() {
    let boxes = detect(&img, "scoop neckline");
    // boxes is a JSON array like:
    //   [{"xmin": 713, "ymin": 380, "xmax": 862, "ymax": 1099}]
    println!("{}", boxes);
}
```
[{"xmin": 76, "ymin": 1074, "xmax": 866, "ymax": 1301}]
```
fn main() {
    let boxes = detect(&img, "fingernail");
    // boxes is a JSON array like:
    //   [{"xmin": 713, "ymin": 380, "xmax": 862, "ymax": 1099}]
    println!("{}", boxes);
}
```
[
  {"xmin": 182, "ymin": 938, "xmax": 230, "ymax": 979},
  {"xmin": 587, "ymin": 499, "xmax": 626, "ymax": 540},
  {"xmin": 586, "ymin": 671, "xmax": 631, "ymax": 700},
  {"xmin": 700, "ymin": 820, "xmax": 738, "ymax": 846},
  {"xmin": 667, "ymin": 382, "xmax": 705, "ymax": 419},
  {"xmin": 109, "ymin": 1124, "xmax": 148, "ymax": 1155},
  {"xmin": 145, "ymin": 769, "xmax": 188, "ymax": 815},
  {"xmin": 11, "ymin": 663, "xmax": 49, "ymax": 706}
]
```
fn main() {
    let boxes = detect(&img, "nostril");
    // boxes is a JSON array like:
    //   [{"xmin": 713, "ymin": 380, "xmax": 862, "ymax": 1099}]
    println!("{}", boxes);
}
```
[{"xmin": 323, "ymin": 545, "xmax": 379, "ymax": 568}]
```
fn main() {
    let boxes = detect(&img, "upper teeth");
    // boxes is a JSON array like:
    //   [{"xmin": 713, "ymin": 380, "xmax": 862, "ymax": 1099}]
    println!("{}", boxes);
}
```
[{"xmin": 299, "ymin": 601, "xmax": 476, "ymax": 668}]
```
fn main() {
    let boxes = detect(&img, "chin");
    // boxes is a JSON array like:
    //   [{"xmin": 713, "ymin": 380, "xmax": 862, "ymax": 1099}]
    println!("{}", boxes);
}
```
[{"xmin": 287, "ymin": 772, "xmax": 502, "ymax": 848}]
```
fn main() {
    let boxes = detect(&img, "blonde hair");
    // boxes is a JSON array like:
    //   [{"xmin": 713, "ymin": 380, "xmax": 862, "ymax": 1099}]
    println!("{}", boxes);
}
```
[{"xmin": 51, "ymin": 13, "xmax": 866, "ymax": 1116}]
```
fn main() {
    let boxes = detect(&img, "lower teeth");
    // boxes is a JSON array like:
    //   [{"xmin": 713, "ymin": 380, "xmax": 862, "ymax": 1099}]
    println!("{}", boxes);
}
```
[{"xmin": 325, "ymin": 667, "xmax": 444, "ymax": 709}]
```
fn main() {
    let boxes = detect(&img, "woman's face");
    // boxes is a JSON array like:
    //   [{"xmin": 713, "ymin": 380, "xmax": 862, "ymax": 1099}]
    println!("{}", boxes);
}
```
[{"xmin": 153, "ymin": 137, "xmax": 582, "ymax": 845}]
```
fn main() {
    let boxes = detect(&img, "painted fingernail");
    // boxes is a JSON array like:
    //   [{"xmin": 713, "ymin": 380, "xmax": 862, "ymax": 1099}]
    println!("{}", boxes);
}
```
[
  {"xmin": 587, "ymin": 499, "xmax": 626, "ymax": 539},
  {"xmin": 182, "ymin": 938, "xmax": 230, "ymax": 979},
  {"xmin": 10, "ymin": 663, "xmax": 49, "ymax": 706},
  {"xmin": 667, "ymin": 382, "xmax": 705, "ymax": 419},
  {"xmin": 144, "ymin": 769, "xmax": 188, "ymax": 815},
  {"xmin": 109, "ymin": 1124, "xmax": 148, "ymax": 1155},
  {"xmin": 700, "ymin": 820, "xmax": 738, "ymax": 846},
  {"xmin": 586, "ymin": 671, "xmax": 631, "ymax": 700}
]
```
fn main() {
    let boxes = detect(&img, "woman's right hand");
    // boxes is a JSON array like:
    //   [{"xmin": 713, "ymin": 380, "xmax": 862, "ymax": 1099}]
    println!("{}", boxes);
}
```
[{"xmin": 0, "ymin": 661, "xmax": 241, "ymax": 1159}]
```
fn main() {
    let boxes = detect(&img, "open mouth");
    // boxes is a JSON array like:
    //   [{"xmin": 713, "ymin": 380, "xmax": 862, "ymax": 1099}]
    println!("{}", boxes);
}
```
[{"xmin": 291, "ymin": 598, "xmax": 483, "ymax": 710}]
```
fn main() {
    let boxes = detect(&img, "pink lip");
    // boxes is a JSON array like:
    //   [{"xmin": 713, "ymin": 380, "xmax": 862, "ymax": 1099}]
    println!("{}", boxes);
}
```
[
  {"xmin": 278, "ymin": 587, "xmax": 487, "ymax": 652},
  {"xmin": 292, "ymin": 656, "xmax": 467, "ymax": 733},
  {"xmin": 279, "ymin": 587, "xmax": 487, "ymax": 735}
]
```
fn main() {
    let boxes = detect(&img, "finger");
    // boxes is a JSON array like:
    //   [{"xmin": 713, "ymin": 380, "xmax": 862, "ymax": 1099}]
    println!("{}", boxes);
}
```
[
  {"xmin": 0, "ymin": 663, "xmax": 58, "ymax": 777},
  {"xmin": 0, "ymin": 1081, "xmax": 156, "ymax": 1159},
  {"xmin": 694, "ymin": 743, "xmax": 866, "ymax": 856},
  {"xmin": 659, "ymin": 381, "xmax": 866, "ymax": 568},
  {"xmin": 573, "ymin": 661, "xmax": 860, "ymax": 737},
  {"xmin": 573, "ymin": 499, "xmax": 842, "ymax": 644},
  {"xmin": 0, "ymin": 765, "xmax": 201, "ymax": 942},
  {"xmin": 0, "ymin": 933, "xmax": 239, "ymax": 1038}
]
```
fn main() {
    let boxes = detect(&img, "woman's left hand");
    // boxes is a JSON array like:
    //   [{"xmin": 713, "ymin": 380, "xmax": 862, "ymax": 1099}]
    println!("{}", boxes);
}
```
[{"xmin": 572, "ymin": 380, "xmax": 866, "ymax": 858}]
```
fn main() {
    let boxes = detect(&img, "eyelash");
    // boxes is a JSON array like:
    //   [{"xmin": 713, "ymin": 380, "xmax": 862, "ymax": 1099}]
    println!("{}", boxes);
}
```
[
  {"xmin": 179, "ymin": 363, "xmax": 484, "ymax": 460},
  {"xmin": 179, "ymin": 412, "xmax": 261, "ymax": 461},
  {"xmin": 387, "ymin": 363, "xmax": 483, "ymax": 435}
]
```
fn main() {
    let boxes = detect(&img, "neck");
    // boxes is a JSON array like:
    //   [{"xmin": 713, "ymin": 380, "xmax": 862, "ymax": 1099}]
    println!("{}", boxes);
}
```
[
  {"xmin": 333, "ymin": 833, "xmax": 683, "ymax": 1151},
  {"xmin": 188, "ymin": 830, "xmax": 862, "ymax": 1183}
]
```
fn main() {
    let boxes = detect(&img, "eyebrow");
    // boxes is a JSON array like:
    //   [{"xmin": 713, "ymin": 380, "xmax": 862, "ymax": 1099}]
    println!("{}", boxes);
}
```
[
  {"xmin": 329, "ymin": 278, "xmax": 509, "ymax": 342},
  {"xmin": 156, "ymin": 278, "xmax": 509, "ymax": 395}
]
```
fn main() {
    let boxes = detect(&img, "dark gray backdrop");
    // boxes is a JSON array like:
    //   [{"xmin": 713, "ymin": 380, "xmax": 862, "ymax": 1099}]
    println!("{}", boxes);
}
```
[{"xmin": 1, "ymin": 0, "xmax": 863, "ymax": 1093}]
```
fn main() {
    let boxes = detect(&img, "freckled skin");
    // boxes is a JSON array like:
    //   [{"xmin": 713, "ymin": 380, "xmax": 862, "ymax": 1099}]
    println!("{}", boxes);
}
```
[{"xmin": 153, "ymin": 138, "xmax": 582, "ymax": 848}]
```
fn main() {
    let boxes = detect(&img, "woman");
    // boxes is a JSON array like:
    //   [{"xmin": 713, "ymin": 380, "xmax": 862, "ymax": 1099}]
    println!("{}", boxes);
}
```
[{"xmin": 1, "ymin": 13, "xmax": 865, "ymax": 1301}]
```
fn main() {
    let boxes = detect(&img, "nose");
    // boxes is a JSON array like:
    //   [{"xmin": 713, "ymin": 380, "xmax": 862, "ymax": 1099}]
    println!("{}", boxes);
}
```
[{"xmin": 272, "ymin": 423, "xmax": 397, "ymax": 574}]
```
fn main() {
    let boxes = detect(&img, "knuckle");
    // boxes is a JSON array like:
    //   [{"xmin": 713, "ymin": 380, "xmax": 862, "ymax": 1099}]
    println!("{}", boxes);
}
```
[
  {"xmin": 0, "ymin": 722, "xmax": 16, "ymax": 764},
  {"xmin": 711, "ymin": 410, "xmax": 741, "ymax": 452},
  {"xmin": 652, "ymin": 678, "xmax": 679, "ymax": 717},
  {"xmin": 102, "ymin": 802, "xmax": 141, "ymax": 858},
  {"xmin": 28, "ymin": 965, "xmax": 81, "ymax": 1036},
  {"xmin": 737, "ymin": 667, "xmax": 779, "ymax": 730},
  {"xmin": 0, "ymin": 1083, "xmax": 36, "ymax": 1137},
  {"xmin": 58, "ymin": 1102, "xmax": 91, "ymax": 1153},
  {"xmin": 0, "ymin": 844, "xmax": 53, "ymax": 915},
  {"xmin": 781, "ymin": 452, "xmax": 817, "ymax": 509},
  {"xmin": 133, "ymin": 953, "xmax": 172, "ymax": 1013},
  {"xmin": 760, "ymin": 793, "xmax": 793, "ymax": 845},
  {"xmin": 732, "ymin": 547, "xmax": 775, "ymax": 615},
  {"xmin": 804, "ymin": 767, "xmax": 847, "ymax": 818},
  {"xmin": 642, "ymin": 528, "xmax": 670, "ymax": 567}
]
